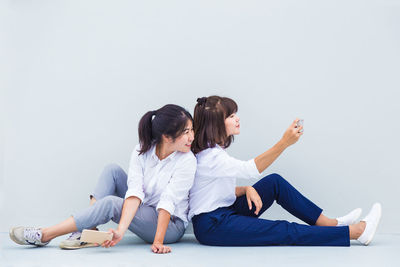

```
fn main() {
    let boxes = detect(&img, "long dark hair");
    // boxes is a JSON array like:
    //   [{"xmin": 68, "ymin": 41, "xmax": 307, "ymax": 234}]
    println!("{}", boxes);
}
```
[
  {"xmin": 138, "ymin": 104, "xmax": 193, "ymax": 155},
  {"xmin": 191, "ymin": 96, "xmax": 238, "ymax": 154}
]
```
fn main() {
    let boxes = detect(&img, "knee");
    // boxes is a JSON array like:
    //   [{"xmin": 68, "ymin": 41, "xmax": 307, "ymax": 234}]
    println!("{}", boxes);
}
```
[
  {"xmin": 259, "ymin": 173, "xmax": 284, "ymax": 185},
  {"xmin": 266, "ymin": 173, "xmax": 286, "ymax": 184},
  {"xmin": 103, "ymin": 163, "xmax": 123, "ymax": 175},
  {"xmin": 98, "ymin": 195, "xmax": 120, "ymax": 211},
  {"xmin": 93, "ymin": 195, "xmax": 123, "ymax": 223},
  {"xmin": 102, "ymin": 164, "xmax": 126, "ymax": 184}
]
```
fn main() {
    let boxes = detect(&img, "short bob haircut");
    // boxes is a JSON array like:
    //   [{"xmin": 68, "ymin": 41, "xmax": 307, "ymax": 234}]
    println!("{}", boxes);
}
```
[{"xmin": 191, "ymin": 95, "xmax": 238, "ymax": 154}]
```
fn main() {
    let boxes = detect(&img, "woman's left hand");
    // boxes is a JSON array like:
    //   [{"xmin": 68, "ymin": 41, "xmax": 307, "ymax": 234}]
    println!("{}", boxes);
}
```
[
  {"xmin": 245, "ymin": 186, "xmax": 263, "ymax": 215},
  {"xmin": 151, "ymin": 242, "xmax": 172, "ymax": 254}
]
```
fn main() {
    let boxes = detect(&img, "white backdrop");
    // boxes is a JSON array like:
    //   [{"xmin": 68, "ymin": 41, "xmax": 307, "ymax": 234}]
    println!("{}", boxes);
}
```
[{"xmin": 1, "ymin": 0, "xmax": 399, "ymax": 234}]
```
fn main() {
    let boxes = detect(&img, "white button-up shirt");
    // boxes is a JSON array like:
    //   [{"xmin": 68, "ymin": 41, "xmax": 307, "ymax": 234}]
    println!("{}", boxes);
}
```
[
  {"xmin": 188, "ymin": 145, "xmax": 261, "ymax": 220},
  {"xmin": 125, "ymin": 144, "xmax": 197, "ymax": 226}
]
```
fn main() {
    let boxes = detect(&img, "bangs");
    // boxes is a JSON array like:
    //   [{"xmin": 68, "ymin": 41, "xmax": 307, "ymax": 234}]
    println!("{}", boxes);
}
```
[
  {"xmin": 171, "ymin": 111, "xmax": 193, "ymax": 139},
  {"xmin": 221, "ymin": 97, "xmax": 238, "ymax": 118}
]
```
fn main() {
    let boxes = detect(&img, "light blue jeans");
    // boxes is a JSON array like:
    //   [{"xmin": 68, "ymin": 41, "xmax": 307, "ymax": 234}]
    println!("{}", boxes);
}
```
[{"xmin": 72, "ymin": 164, "xmax": 185, "ymax": 244}]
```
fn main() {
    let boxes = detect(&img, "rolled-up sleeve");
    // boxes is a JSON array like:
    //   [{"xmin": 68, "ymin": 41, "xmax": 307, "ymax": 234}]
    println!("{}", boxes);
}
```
[
  {"xmin": 208, "ymin": 149, "xmax": 261, "ymax": 180},
  {"xmin": 156, "ymin": 154, "xmax": 197, "ymax": 215},
  {"xmin": 125, "ymin": 145, "xmax": 145, "ymax": 202}
]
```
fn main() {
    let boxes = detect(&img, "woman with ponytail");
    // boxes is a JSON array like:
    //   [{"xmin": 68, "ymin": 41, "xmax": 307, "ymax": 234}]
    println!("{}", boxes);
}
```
[
  {"xmin": 10, "ymin": 104, "xmax": 196, "ymax": 254},
  {"xmin": 189, "ymin": 96, "xmax": 382, "ymax": 247}
]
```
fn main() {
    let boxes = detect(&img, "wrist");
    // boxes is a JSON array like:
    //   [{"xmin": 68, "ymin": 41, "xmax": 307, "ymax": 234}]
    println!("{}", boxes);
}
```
[
  {"xmin": 242, "ymin": 186, "xmax": 250, "ymax": 195},
  {"xmin": 153, "ymin": 240, "xmax": 163, "ymax": 245},
  {"xmin": 277, "ymin": 139, "xmax": 289, "ymax": 150},
  {"xmin": 116, "ymin": 227, "xmax": 126, "ymax": 235}
]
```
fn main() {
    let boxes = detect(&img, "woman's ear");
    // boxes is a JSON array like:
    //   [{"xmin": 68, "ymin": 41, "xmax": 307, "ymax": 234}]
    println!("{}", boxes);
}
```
[{"xmin": 161, "ymin": 134, "xmax": 174, "ymax": 144}]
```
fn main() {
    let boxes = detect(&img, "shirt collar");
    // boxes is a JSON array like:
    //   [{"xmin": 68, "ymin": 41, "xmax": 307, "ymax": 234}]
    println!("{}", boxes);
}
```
[
  {"xmin": 150, "ymin": 145, "xmax": 178, "ymax": 162},
  {"xmin": 215, "ymin": 144, "xmax": 226, "ymax": 150}
]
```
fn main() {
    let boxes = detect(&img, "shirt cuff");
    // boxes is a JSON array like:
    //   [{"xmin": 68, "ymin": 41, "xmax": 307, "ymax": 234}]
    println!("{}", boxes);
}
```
[
  {"xmin": 248, "ymin": 158, "xmax": 262, "ymax": 178},
  {"xmin": 124, "ymin": 189, "xmax": 144, "ymax": 202},
  {"xmin": 156, "ymin": 199, "xmax": 175, "ymax": 216}
]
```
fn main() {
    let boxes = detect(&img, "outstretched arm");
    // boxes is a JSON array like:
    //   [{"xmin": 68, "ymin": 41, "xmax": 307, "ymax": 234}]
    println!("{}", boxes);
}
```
[
  {"xmin": 234, "ymin": 120, "xmax": 303, "ymax": 216},
  {"xmin": 254, "ymin": 119, "xmax": 303, "ymax": 173}
]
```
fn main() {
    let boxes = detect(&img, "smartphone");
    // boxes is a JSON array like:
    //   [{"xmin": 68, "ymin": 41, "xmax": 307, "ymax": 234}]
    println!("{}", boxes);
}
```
[
  {"xmin": 296, "ymin": 119, "xmax": 304, "ymax": 132},
  {"xmin": 80, "ymin": 229, "xmax": 113, "ymax": 244}
]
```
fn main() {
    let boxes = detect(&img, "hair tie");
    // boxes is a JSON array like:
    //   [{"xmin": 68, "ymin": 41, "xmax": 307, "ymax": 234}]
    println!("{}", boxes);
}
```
[
  {"xmin": 151, "ymin": 110, "xmax": 157, "ymax": 120},
  {"xmin": 197, "ymin": 97, "xmax": 207, "ymax": 105}
]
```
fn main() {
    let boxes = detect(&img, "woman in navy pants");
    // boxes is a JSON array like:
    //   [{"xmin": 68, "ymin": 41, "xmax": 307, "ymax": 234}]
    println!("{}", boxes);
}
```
[{"xmin": 189, "ymin": 95, "xmax": 381, "ymax": 247}]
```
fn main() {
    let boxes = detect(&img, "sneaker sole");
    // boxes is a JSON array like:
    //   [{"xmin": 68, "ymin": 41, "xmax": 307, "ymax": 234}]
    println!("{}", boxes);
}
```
[{"xmin": 59, "ymin": 243, "xmax": 99, "ymax": 250}]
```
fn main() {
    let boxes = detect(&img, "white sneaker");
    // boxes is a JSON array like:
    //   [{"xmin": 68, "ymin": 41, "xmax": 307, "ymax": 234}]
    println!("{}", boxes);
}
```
[
  {"xmin": 9, "ymin": 226, "xmax": 49, "ymax": 247},
  {"xmin": 336, "ymin": 208, "xmax": 362, "ymax": 226},
  {"xmin": 357, "ymin": 203, "xmax": 382, "ymax": 245}
]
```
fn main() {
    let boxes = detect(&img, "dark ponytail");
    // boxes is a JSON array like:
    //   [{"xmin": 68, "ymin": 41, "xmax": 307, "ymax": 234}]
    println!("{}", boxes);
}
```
[
  {"xmin": 138, "ymin": 110, "xmax": 157, "ymax": 155},
  {"xmin": 138, "ymin": 104, "xmax": 193, "ymax": 155}
]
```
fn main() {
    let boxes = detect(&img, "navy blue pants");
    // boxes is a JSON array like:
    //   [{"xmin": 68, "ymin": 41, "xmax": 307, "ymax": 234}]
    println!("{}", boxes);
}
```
[{"xmin": 192, "ymin": 173, "xmax": 350, "ymax": 246}]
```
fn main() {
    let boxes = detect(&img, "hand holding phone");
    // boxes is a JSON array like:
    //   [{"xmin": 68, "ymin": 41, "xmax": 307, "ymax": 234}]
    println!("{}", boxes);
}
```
[
  {"xmin": 296, "ymin": 119, "xmax": 304, "ymax": 133},
  {"xmin": 102, "ymin": 229, "xmax": 124, "ymax": 248}
]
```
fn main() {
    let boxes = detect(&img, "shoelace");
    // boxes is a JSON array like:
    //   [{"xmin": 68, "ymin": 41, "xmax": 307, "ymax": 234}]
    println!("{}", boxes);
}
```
[
  {"xmin": 67, "ymin": 231, "xmax": 82, "ymax": 240},
  {"xmin": 24, "ymin": 228, "xmax": 41, "ymax": 243}
]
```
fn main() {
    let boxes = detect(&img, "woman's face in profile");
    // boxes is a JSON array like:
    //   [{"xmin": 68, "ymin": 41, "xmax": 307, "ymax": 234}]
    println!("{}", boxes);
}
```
[
  {"xmin": 225, "ymin": 113, "xmax": 240, "ymax": 136},
  {"xmin": 171, "ymin": 120, "xmax": 194, "ymax": 153}
]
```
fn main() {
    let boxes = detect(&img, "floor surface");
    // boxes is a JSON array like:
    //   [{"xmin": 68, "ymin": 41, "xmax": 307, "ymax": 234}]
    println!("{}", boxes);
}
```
[{"xmin": 1, "ymin": 232, "xmax": 399, "ymax": 267}]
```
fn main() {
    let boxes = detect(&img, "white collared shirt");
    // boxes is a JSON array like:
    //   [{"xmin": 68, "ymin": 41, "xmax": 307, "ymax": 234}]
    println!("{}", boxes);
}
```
[
  {"xmin": 125, "ymin": 144, "xmax": 197, "ymax": 226},
  {"xmin": 188, "ymin": 145, "xmax": 261, "ymax": 220}
]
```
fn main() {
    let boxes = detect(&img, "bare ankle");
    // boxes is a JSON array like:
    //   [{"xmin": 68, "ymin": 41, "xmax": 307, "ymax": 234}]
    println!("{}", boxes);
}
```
[
  {"xmin": 40, "ymin": 229, "xmax": 50, "ymax": 243},
  {"xmin": 359, "ymin": 221, "xmax": 366, "ymax": 233},
  {"xmin": 315, "ymin": 214, "xmax": 338, "ymax": 226},
  {"xmin": 349, "ymin": 222, "xmax": 366, "ymax": 239}
]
